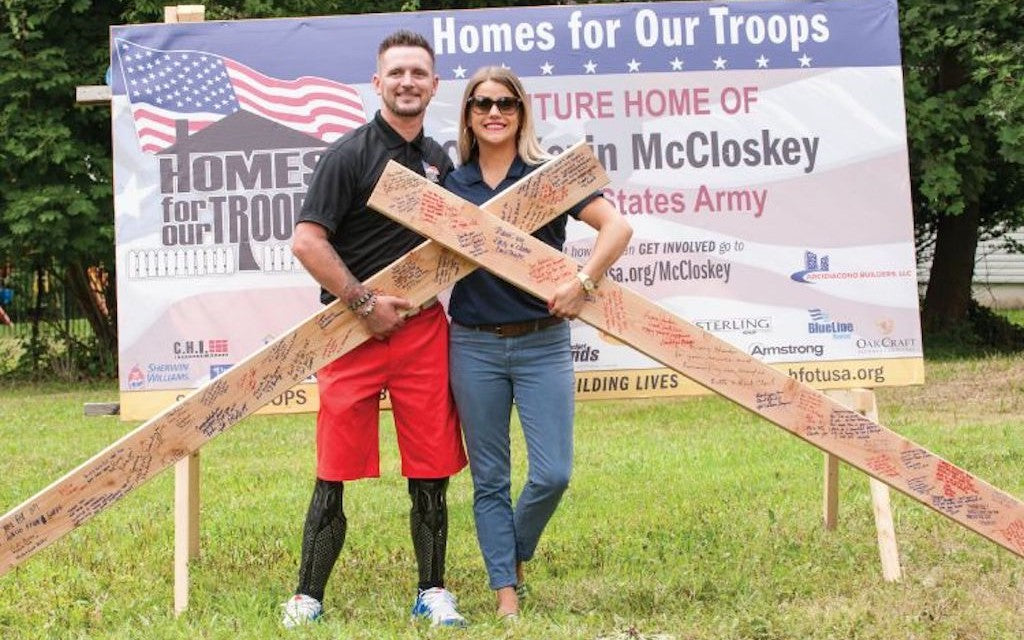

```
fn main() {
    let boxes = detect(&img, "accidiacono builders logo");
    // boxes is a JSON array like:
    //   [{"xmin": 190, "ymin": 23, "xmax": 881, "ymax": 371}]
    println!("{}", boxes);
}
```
[{"xmin": 790, "ymin": 250, "xmax": 913, "ymax": 284}]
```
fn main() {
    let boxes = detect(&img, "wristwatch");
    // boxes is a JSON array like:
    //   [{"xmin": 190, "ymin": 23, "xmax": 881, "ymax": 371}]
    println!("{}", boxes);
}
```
[{"xmin": 576, "ymin": 270, "xmax": 597, "ymax": 294}]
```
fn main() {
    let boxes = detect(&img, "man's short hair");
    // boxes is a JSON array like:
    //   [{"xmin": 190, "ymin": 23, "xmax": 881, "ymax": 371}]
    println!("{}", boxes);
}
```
[{"xmin": 378, "ymin": 30, "xmax": 435, "ymax": 64}]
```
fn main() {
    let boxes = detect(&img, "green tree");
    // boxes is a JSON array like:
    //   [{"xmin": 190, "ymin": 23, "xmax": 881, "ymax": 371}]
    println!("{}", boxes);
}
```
[
  {"xmin": 0, "ymin": 0, "xmax": 122, "ymax": 371},
  {"xmin": 901, "ymin": 0, "xmax": 1024, "ymax": 334}
]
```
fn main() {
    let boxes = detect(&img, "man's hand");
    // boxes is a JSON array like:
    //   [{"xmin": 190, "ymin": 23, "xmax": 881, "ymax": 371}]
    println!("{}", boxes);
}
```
[{"xmin": 362, "ymin": 294, "xmax": 413, "ymax": 339}]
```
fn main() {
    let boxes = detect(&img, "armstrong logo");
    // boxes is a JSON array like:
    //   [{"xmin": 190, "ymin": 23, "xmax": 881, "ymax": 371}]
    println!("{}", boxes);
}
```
[
  {"xmin": 127, "ymin": 365, "xmax": 145, "ymax": 390},
  {"xmin": 791, "ymin": 250, "xmax": 913, "ymax": 284},
  {"xmin": 807, "ymin": 308, "xmax": 854, "ymax": 338},
  {"xmin": 173, "ymin": 338, "xmax": 229, "ymax": 359},
  {"xmin": 856, "ymin": 336, "xmax": 920, "ymax": 353},
  {"xmin": 750, "ymin": 343, "xmax": 824, "ymax": 358},
  {"xmin": 695, "ymin": 316, "xmax": 772, "ymax": 335}
]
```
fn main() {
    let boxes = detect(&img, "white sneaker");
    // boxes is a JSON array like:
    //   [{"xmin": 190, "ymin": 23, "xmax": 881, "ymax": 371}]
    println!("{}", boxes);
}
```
[
  {"xmin": 281, "ymin": 593, "xmax": 322, "ymax": 628},
  {"xmin": 411, "ymin": 587, "xmax": 468, "ymax": 627}
]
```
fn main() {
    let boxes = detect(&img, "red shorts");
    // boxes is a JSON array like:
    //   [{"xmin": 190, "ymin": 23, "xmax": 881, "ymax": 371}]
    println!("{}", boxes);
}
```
[{"xmin": 315, "ymin": 303, "xmax": 467, "ymax": 481}]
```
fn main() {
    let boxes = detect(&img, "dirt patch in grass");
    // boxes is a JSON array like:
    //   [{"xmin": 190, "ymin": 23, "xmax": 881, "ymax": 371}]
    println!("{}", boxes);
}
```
[{"xmin": 877, "ymin": 355, "xmax": 1024, "ymax": 419}]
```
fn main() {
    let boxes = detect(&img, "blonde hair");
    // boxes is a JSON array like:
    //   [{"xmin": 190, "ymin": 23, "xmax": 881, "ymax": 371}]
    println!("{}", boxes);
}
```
[{"xmin": 457, "ymin": 66, "xmax": 551, "ymax": 165}]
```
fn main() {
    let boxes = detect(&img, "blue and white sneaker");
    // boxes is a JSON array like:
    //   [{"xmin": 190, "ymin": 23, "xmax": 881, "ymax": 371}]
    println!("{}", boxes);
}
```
[
  {"xmin": 281, "ymin": 593, "xmax": 322, "ymax": 628},
  {"xmin": 411, "ymin": 587, "xmax": 468, "ymax": 627}
]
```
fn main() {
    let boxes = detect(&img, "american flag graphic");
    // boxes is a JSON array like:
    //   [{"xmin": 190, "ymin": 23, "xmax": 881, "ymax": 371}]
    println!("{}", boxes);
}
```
[{"xmin": 115, "ymin": 39, "xmax": 366, "ymax": 153}]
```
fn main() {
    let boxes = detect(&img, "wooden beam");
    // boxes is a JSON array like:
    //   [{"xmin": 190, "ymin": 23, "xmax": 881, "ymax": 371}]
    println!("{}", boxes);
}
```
[
  {"xmin": 84, "ymin": 403, "xmax": 120, "ymax": 417},
  {"xmin": 0, "ymin": 141, "xmax": 606, "ymax": 577},
  {"xmin": 165, "ymin": 5, "xmax": 206, "ymax": 23},
  {"xmin": 368, "ymin": 160, "xmax": 1024, "ymax": 561},
  {"xmin": 75, "ymin": 85, "xmax": 112, "ymax": 105}
]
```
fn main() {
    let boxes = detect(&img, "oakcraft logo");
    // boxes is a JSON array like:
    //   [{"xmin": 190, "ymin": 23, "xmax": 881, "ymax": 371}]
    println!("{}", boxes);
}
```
[{"xmin": 856, "ymin": 336, "xmax": 919, "ymax": 354}]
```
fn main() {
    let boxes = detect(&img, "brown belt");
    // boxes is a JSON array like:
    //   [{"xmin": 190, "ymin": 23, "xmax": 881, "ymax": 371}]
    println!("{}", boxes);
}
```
[{"xmin": 458, "ymin": 315, "xmax": 565, "ymax": 338}]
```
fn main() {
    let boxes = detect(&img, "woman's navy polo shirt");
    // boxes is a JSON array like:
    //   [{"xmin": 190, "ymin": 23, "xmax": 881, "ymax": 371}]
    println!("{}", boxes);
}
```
[{"xmin": 445, "ymin": 155, "xmax": 600, "ymax": 326}]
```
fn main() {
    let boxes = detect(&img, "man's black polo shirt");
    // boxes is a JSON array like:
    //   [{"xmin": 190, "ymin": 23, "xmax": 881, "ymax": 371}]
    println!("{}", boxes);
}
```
[{"xmin": 298, "ymin": 111, "xmax": 454, "ymax": 304}]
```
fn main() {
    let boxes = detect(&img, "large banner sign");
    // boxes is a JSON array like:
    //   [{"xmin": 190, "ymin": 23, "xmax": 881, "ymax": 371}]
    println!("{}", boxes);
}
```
[{"xmin": 110, "ymin": 0, "xmax": 922, "ymax": 419}]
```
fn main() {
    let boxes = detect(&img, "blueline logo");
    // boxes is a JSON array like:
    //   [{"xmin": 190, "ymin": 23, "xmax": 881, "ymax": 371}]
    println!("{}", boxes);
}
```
[
  {"xmin": 808, "ymin": 308, "xmax": 854, "ymax": 338},
  {"xmin": 790, "ymin": 250, "xmax": 829, "ymax": 283}
]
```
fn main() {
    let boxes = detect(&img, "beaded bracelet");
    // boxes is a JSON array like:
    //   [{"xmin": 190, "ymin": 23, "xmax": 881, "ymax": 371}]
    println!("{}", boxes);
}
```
[
  {"xmin": 347, "ymin": 289, "xmax": 373, "ymax": 311},
  {"xmin": 356, "ymin": 295, "xmax": 377, "ymax": 318}
]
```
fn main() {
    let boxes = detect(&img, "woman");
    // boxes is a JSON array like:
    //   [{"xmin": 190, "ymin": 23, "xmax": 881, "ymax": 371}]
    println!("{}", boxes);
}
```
[{"xmin": 445, "ymin": 67, "xmax": 632, "ymax": 619}]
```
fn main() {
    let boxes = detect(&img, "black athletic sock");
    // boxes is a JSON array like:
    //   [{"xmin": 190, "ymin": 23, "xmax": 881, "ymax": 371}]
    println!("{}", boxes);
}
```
[
  {"xmin": 295, "ymin": 478, "xmax": 346, "ymax": 602},
  {"xmin": 408, "ymin": 477, "xmax": 449, "ymax": 591}
]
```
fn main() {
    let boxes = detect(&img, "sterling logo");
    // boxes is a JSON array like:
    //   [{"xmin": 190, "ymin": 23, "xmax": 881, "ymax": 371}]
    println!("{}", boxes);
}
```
[{"xmin": 695, "ymin": 316, "xmax": 772, "ymax": 335}]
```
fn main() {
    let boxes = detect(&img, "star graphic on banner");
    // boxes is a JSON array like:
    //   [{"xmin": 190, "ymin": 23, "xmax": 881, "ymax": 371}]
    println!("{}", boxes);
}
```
[
  {"xmin": 669, "ymin": 57, "xmax": 684, "ymax": 71},
  {"xmin": 756, "ymin": 55, "xmax": 769, "ymax": 68},
  {"xmin": 583, "ymin": 59, "xmax": 597, "ymax": 74},
  {"xmin": 453, "ymin": 65, "xmax": 467, "ymax": 79},
  {"xmin": 798, "ymin": 54, "xmax": 813, "ymax": 67},
  {"xmin": 627, "ymin": 58, "xmax": 641, "ymax": 73},
  {"xmin": 713, "ymin": 56, "xmax": 727, "ymax": 70},
  {"xmin": 117, "ymin": 172, "xmax": 152, "ymax": 218},
  {"xmin": 540, "ymin": 61, "xmax": 554, "ymax": 75}
]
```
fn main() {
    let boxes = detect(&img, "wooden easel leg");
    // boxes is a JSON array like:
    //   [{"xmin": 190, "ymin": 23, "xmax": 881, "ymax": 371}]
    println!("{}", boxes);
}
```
[
  {"xmin": 174, "ymin": 452, "xmax": 201, "ymax": 615},
  {"xmin": 824, "ymin": 389, "xmax": 902, "ymax": 581},
  {"xmin": 870, "ymin": 477, "xmax": 902, "ymax": 581},
  {"xmin": 823, "ymin": 453, "xmax": 839, "ymax": 530}
]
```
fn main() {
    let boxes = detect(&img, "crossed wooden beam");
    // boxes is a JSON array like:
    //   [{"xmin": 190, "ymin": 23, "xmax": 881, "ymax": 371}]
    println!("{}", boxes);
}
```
[
  {"xmin": 1, "ymin": 143, "xmax": 1022, "ymax": 583},
  {"xmin": 0, "ymin": 142, "xmax": 605, "ymax": 576},
  {"xmin": 366, "ymin": 159, "xmax": 1024, "ymax": 561}
]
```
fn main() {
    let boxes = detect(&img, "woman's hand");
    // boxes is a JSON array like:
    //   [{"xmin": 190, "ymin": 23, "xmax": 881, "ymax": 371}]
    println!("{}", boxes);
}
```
[{"xmin": 547, "ymin": 277, "xmax": 588, "ymax": 320}]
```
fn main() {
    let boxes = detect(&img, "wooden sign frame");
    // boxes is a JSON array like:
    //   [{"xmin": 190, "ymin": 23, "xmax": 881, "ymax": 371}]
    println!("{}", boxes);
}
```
[{"xmin": 368, "ymin": 160, "xmax": 1024, "ymax": 560}]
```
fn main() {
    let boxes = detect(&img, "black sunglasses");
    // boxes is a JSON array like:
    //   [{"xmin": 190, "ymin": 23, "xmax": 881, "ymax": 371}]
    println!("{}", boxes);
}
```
[{"xmin": 466, "ymin": 95, "xmax": 521, "ymax": 115}]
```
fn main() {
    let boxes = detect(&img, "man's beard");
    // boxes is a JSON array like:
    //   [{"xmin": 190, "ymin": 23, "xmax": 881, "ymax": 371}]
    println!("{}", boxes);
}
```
[{"xmin": 385, "ymin": 94, "xmax": 425, "ymax": 118}]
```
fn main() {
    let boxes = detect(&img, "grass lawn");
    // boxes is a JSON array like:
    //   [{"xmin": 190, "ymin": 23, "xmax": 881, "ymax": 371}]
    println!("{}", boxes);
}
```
[{"xmin": 1, "ymin": 355, "xmax": 1023, "ymax": 639}]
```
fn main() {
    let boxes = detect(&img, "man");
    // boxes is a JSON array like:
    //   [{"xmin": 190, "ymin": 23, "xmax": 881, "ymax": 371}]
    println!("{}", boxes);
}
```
[{"xmin": 282, "ymin": 30, "xmax": 467, "ymax": 628}]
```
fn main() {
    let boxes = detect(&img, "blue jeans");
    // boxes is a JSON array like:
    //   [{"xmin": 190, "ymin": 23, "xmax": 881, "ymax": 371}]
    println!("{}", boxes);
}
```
[{"xmin": 449, "ymin": 321, "xmax": 574, "ymax": 590}]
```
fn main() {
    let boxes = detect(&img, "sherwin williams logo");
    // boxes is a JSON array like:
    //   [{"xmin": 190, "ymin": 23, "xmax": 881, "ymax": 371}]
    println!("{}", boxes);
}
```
[
  {"xmin": 808, "ymin": 308, "xmax": 854, "ymax": 338},
  {"xmin": 790, "ymin": 250, "xmax": 829, "ymax": 283},
  {"xmin": 127, "ymin": 365, "xmax": 145, "ymax": 390}
]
